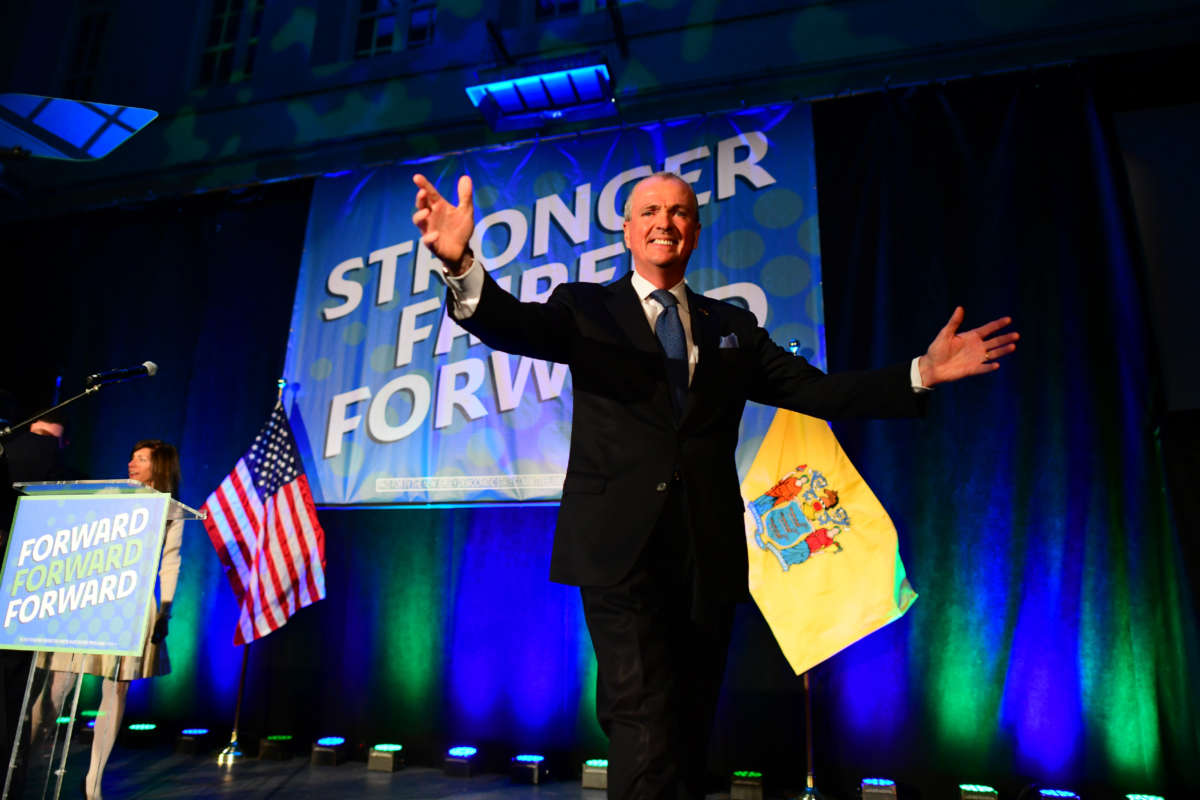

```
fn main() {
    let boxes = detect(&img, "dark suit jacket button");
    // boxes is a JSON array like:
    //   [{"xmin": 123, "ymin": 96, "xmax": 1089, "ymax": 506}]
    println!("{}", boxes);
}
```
[{"xmin": 655, "ymin": 481, "xmax": 668, "ymax": 492}]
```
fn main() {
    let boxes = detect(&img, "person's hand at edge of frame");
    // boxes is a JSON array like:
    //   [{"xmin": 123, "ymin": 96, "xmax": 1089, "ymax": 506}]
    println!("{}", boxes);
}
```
[
  {"xmin": 151, "ymin": 602, "xmax": 171, "ymax": 644},
  {"xmin": 917, "ymin": 306, "xmax": 1019, "ymax": 387},
  {"xmin": 412, "ymin": 174, "xmax": 475, "ymax": 274}
]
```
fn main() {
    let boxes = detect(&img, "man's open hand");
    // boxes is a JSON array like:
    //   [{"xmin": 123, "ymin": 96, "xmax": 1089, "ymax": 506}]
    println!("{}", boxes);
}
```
[
  {"xmin": 412, "ymin": 174, "xmax": 475, "ymax": 273},
  {"xmin": 917, "ymin": 307, "xmax": 1019, "ymax": 386}
]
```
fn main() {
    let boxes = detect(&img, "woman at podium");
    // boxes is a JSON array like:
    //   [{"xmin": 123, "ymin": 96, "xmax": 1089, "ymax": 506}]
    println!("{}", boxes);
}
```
[{"xmin": 38, "ymin": 439, "xmax": 182, "ymax": 800}]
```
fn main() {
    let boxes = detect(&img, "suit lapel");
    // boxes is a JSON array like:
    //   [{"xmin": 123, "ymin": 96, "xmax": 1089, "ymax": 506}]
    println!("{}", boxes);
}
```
[
  {"xmin": 604, "ymin": 273, "xmax": 662, "ymax": 357},
  {"xmin": 604, "ymin": 273, "xmax": 659, "ymax": 354},
  {"xmin": 681, "ymin": 288, "xmax": 720, "ymax": 423},
  {"xmin": 604, "ymin": 274, "xmax": 679, "ymax": 423}
]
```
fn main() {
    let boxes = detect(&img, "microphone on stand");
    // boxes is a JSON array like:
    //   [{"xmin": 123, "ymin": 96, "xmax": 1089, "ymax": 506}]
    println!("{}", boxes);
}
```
[
  {"xmin": 85, "ymin": 361, "xmax": 158, "ymax": 387},
  {"xmin": 0, "ymin": 362, "xmax": 159, "ymax": 441}
]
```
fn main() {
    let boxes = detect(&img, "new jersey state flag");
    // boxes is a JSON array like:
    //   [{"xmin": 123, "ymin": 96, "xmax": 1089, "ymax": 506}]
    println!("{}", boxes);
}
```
[{"xmin": 741, "ymin": 409, "xmax": 918, "ymax": 675}]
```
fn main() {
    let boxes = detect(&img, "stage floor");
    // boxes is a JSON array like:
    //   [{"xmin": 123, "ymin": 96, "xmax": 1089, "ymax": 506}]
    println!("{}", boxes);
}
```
[{"xmin": 23, "ymin": 745, "xmax": 754, "ymax": 800}]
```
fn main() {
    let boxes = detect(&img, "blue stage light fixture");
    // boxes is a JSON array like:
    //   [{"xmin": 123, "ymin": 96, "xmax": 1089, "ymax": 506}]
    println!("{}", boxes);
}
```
[
  {"xmin": 464, "ymin": 65, "xmax": 609, "ymax": 109},
  {"xmin": 311, "ymin": 735, "xmax": 347, "ymax": 766},
  {"xmin": 731, "ymin": 769, "xmax": 764, "ymax": 800},
  {"xmin": 445, "ymin": 745, "xmax": 478, "ymax": 777},
  {"xmin": 259, "ymin": 733, "xmax": 294, "ymax": 760},
  {"xmin": 1125, "ymin": 794, "xmax": 1165, "ymax": 800},
  {"xmin": 1038, "ymin": 791, "xmax": 1079, "ymax": 799},
  {"xmin": 125, "ymin": 722, "xmax": 158, "ymax": 749},
  {"xmin": 176, "ymin": 727, "xmax": 211, "ymax": 755},
  {"xmin": 511, "ymin": 753, "xmax": 547, "ymax": 784},
  {"xmin": 464, "ymin": 61, "xmax": 614, "ymax": 131},
  {"xmin": 960, "ymin": 784, "xmax": 999, "ymax": 800},
  {"xmin": 368, "ymin": 743, "xmax": 405, "ymax": 772},
  {"xmin": 582, "ymin": 758, "xmax": 608, "ymax": 790},
  {"xmin": 0, "ymin": 93, "xmax": 157, "ymax": 160},
  {"xmin": 861, "ymin": 777, "xmax": 897, "ymax": 799}
]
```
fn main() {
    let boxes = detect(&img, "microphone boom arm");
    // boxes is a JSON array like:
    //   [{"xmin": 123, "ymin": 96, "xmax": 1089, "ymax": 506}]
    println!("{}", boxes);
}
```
[{"xmin": 0, "ymin": 384, "xmax": 102, "ymax": 441}]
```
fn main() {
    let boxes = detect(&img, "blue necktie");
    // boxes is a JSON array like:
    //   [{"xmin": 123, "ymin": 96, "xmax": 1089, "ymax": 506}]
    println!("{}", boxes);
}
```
[{"xmin": 650, "ymin": 289, "xmax": 688, "ymax": 418}]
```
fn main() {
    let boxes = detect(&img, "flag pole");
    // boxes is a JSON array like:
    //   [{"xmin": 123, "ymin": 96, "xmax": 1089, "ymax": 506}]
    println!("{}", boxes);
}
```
[
  {"xmin": 784, "ymin": 342, "xmax": 823, "ymax": 800},
  {"xmin": 217, "ymin": 379, "xmax": 286, "ymax": 767},
  {"xmin": 217, "ymin": 644, "xmax": 249, "ymax": 766},
  {"xmin": 795, "ymin": 669, "xmax": 824, "ymax": 800}
]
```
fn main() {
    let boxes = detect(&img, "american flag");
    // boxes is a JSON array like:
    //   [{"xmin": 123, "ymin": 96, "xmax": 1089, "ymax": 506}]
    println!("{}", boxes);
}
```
[{"xmin": 201, "ymin": 402, "xmax": 326, "ymax": 645}]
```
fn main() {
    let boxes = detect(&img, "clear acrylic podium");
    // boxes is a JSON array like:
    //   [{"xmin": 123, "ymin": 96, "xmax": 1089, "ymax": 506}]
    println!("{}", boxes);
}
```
[{"xmin": 1, "ymin": 480, "xmax": 204, "ymax": 800}]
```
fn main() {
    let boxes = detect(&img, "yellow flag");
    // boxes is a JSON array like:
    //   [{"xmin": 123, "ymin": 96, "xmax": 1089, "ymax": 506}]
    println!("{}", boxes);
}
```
[{"xmin": 741, "ymin": 409, "xmax": 917, "ymax": 675}]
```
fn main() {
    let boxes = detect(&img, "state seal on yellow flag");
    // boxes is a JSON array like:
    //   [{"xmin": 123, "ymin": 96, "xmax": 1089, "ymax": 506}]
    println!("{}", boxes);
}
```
[{"xmin": 741, "ymin": 408, "xmax": 918, "ymax": 675}]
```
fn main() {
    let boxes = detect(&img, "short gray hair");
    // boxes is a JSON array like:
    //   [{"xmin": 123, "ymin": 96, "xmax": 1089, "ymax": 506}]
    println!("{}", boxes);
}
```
[{"xmin": 622, "ymin": 171, "xmax": 699, "ymax": 222}]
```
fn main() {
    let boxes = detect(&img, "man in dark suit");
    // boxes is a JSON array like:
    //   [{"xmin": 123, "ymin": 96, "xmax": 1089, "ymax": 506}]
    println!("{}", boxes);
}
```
[{"xmin": 413, "ymin": 171, "xmax": 1017, "ymax": 799}]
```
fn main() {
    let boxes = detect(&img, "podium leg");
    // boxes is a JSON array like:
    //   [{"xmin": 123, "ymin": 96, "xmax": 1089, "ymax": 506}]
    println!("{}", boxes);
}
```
[
  {"xmin": 4, "ymin": 663, "xmax": 86, "ymax": 800},
  {"xmin": 2, "ymin": 653, "xmax": 36, "ymax": 800}
]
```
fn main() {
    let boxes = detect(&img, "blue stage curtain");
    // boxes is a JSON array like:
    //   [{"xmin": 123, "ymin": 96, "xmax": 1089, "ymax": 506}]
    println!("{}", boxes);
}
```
[{"xmin": 802, "ymin": 66, "xmax": 1199, "ymax": 797}]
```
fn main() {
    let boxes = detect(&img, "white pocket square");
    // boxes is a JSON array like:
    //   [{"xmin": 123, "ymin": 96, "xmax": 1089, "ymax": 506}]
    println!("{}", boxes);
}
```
[{"xmin": 718, "ymin": 333, "xmax": 739, "ymax": 349}]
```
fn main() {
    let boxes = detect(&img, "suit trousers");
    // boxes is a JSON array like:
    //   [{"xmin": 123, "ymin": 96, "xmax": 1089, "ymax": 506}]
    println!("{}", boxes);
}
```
[{"xmin": 580, "ymin": 480, "xmax": 736, "ymax": 800}]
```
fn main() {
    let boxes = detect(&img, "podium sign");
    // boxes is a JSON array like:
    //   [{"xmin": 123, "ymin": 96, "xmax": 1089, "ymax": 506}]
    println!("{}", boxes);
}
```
[{"xmin": 0, "ymin": 492, "xmax": 169, "ymax": 656}]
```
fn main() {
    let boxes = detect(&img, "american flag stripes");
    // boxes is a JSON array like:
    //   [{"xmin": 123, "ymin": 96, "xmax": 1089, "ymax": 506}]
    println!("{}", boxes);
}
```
[{"xmin": 202, "ymin": 403, "xmax": 326, "ymax": 645}]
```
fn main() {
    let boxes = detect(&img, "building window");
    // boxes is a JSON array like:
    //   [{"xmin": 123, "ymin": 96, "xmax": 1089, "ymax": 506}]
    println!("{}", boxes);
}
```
[
  {"xmin": 354, "ymin": 0, "xmax": 436, "ymax": 59},
  {"xmin": 535, "ymin": 0, "xmax": 616, "ymax": 19},
  {"xmin": 197, "ymin": 0, "xmax": 266, "ymax": 87},
  {"xmin": 535, "ymin": 0, "xmax": 579, "ymax": 18},
  {"xmin": 407, "ymin": 2, "xmax": 436, "ymax": 46},
  {"xmin": 63, "ymin": 0, "xmax": 115, "ymax": 99}
]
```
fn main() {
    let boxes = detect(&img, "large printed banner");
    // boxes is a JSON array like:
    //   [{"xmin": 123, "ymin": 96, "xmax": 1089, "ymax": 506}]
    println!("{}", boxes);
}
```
[
  {"xmin": 0, "ymin": 493, "xmax": 169, "ymax": 655},
  {"xmin": 285, "ymin": 103, "xmax": 825, "ymax": 504}
]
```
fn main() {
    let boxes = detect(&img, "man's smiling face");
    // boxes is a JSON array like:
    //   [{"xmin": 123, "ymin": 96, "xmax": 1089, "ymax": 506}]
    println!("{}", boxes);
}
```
[{"xmin": 622, "ymin": 175, "xmax": 701, "ymax": 287}]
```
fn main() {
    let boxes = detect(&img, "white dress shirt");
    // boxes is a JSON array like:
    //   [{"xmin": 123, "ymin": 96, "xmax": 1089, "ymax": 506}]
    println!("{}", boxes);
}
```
[{"xmin": 629, "ymin": 269, "xmax": 698, "ymax": 385}]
